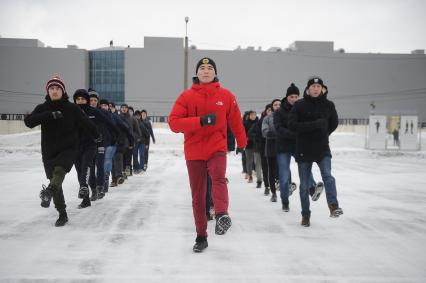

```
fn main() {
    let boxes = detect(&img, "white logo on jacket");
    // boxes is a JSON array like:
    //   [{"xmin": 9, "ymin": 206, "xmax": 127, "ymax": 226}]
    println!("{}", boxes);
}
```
[{"xmin": 216, "ymin": 101, "xmax": 224, "ymax": 106}]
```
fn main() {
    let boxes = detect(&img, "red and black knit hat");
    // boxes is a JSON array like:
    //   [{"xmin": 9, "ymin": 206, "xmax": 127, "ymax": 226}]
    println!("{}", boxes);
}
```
[{"xmin": 46, "ymin": 75, "xmax": 66, "ymax": 94}]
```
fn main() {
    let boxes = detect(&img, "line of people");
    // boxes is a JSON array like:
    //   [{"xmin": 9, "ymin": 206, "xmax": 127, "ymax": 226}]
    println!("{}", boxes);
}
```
[
  {"xmin": 24, "ymin": 76, "xmax": 155, "ymax": 227},
  {"xmin": 240, "ymin": 78, "xmax": 343, "ymax": 227}
]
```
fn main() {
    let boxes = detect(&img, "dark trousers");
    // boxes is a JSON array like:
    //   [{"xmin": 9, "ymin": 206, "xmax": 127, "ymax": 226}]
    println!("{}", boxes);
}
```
[
  {"xmin": 123, "ymin": 147, "xmax": 132, "ymax": 170},
  {"xmin": 112, "ymin": 151, "xmax": 124, "ymax": 181},
  {"xmin": 186, "ymin": 152, "xmax": 228, "ymax": 237},
  {"xmin": 261, "ymin": 154, "xmax": 269, "ymax": 187},
  {"xmin": 242, "ymin": 150, "xmax": 247, "ymax": 173},
  {"xmin": 75, "ymin": 145, "xmax": 97, "ymax": 188},
  {"xmin": 144, "ymin": 143, "xmax": 150, "ymax": 168},
  {"xmin": 49, "ymin": 166, "xmax": 67, "ymax": 211},
  {"xmin": 266, "ymin": 156, "xmax": 278, "ymax": 194},
  {"xmin": 89, "ymin": 147, "xmax": 105, "ymax": 189}
]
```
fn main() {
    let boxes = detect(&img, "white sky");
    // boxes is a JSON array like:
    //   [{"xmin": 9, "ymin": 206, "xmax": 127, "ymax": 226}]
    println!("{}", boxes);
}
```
[{"xmin": 0, "ymin": 0, "xmax": 425, "ymax": 53}]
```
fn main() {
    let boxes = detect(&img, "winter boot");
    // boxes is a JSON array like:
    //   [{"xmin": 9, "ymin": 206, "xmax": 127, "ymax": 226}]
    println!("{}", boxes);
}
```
[
  {"xmin": 55, "ymin": 210, "xmax": 68, "ymax": 227},
  {"xmin": 78, "ymin": 186, "xmax": 89, "ymax": 199},
  {"xmin": 104, "ymin": 176, "xmax": 110, "ymax": 193},
  {"xmin": 312, "ymin": 182, "xmax": 324, "ymax": 201},
  {"xmin": 244, "ymin": 173, "xmax": 249, "ymax": 180},
  {"xmin": 110, "ymin": 180, "xmax": 118, "ymax": 187},
  {"xmin": 264, "ymin": 187, "xmax": 270, "ymax": 196},
  {"xmin": 256, "ymin": 181, "xmax": 262, "ymax": 188},
  {"xmin": 301, "ymin": 215, "xmax": 310, "ymax": 227},
  {"xmin": 78, "ymin": 196, "xmax": 91, "ymax": 209},
  {"xmin": 40, "ymin": 184, "xmax": 54, "ymax": 208},
  {"xmin": 328, "ymin": 203, "xmax": 344, "ymax": 218},
  {"xmin": 97, "ymin": 186, "xmax": 105, "ymax": 199},
  {"xmin": 117, "ymin": 176, "xmax": 125, "ymax": 184},
  {"xmin": 282, "ymin": 201, "xmax": 289, "ymax": 212},
  {"xmin": 289, "ymin": 182, "xmax": 297, "ymax": 196},
  {"xmin": 90, "ymin": 186, "xmax": 98, "ymax": 201},
  {"xmin": 193, "ymin": 236, "xmax": 208, "ymax": 253},
  {"xmin": 215, "ymin": 214, "xmax": 232, "ymax": 235},
  {"xmin": 248, "ymin": 175, "xmax": 253, "ymax": 183},
  {"xmin": 270, "ymin": 193, "xmax": 277, "ymax": 202}
]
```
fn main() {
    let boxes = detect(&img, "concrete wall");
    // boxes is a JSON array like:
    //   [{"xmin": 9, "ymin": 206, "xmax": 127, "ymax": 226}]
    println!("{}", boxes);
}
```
[
  {"xmin": 2, "ymin": 37, "xmax": 425, "ymax": 121},
  {"xmin": 124, "ymin": 39, "xmax": 426, "ymax": 119},
  {"xmin": 0, "ymin": 45, "xmax": 88, "ymax": 114}
]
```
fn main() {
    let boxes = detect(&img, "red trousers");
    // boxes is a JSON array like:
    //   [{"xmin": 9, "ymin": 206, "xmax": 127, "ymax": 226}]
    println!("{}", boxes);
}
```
[{"xmin": 186, "ymin": 152, "xmax": 228, "ymax": 237}]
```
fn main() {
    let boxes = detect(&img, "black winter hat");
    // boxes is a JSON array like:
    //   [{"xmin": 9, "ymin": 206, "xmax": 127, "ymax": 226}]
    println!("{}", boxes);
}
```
[
  {"xmin": 286, "ymin": 83, "xmax": 300, "ymax": 98},
  {"xmin": 99, "ymin": 99, "xmax": 109, "ymax": 105},
  {"xmin": 306, "ymin": 77, "xmax": 324, "ymax": 88},
  {"xmin": 73, "ymin": 89, "xmax": 89, "ymax": 103},
  {"xmin": 196, "ymin": 57, "xmax": 217, "ymax": 74}
]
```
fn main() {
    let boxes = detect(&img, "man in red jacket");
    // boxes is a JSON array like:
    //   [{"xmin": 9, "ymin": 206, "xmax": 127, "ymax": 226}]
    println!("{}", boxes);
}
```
[{"xmin": 169, "ymin": 57, "xmax": 247, "ymax": 253}]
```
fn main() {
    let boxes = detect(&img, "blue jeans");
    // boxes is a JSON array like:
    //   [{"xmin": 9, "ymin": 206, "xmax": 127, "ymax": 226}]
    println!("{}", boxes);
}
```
[
  {"xmin": 104, "ymin": 145, "xmax": 117, "ymax": 176},
  {"xmin": 132, "ymin": 142, "xmax": 146, "ymax": 171},
  {"xmin": 277, "ymin": 153, "xmax": 315, "ymax": 203},
  {"xmin": 298, "ymin": 156, "xmax": 338, "ymax": 216}
]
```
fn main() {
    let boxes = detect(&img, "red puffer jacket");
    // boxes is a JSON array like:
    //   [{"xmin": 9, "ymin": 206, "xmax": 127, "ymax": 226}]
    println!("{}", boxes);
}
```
[{"xmin": 169, "ymin": 81, "xmax": 247, "ymax": 160}]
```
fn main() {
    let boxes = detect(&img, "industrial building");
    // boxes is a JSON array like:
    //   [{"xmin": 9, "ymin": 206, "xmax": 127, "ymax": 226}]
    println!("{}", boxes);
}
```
[{"xmin": 1, "ymin": 36, "xmax": 425, "ymax": 120}]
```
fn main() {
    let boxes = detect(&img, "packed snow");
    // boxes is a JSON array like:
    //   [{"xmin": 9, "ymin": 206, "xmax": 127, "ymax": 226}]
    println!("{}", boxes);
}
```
[{"xmin": 0, "ymin": 127, "xmax": 425, "ymax": 282}]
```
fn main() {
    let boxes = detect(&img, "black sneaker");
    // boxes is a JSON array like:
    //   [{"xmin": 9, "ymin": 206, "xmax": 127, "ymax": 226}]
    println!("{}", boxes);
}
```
[
  {"xmin": 78, "ymin": 197, "xmax": 91, "ymax": 209},
  {"xmin": 40, "ymin": 185, "xmax": 53, "ymax": 208},
  {"xmin": 90, "ymin": 187, "xmax": 98, "ymax": 201},
  {"xmin": 282, "ymin": 202, "xmax": 289, "ymax": 212},
  {"xmin": 78, "ymin": 186, "xmax": 89, "ymax": 199},
  {"xmin": 328, "ymin": 203, "xmax": 344, "ymax": 218},
  {"xmin": 55, "ymin": 211, "xmax": 68, "ymax": 227},
  {"xmin": 117, "ymin": 176, "xmax": 125, "ymax": 184},
  {"xmin": 256, "ymin": 181, "xmax": 262, "ymax": 188},
  {"xmin": 301, "ymin": 215, "xmax": 310, "ymax": 227},
  {"xmin": 96, "ymin": 186, "xmax": 105, "ymax": 199},
  {"xmin": 193, "ymin": 236, "xmax": 208, "ymax": 253},
  {"xmin": 289, "ymin": 182, "xmax": 297, "ymax": 196},
  {"xmin": 312, "ymin": 182, "xmax": 324, "ymax": 201},
  {"xmin": 215, "ymin": 214, "xmax": 232, "ymax": 235},
  {"xmin": 270, "ymin": 193, "xmax": 277, "ymax": 202},
  {"xmin": 264, "ymin": 187, "xmax": 270, "ymax": 196}
]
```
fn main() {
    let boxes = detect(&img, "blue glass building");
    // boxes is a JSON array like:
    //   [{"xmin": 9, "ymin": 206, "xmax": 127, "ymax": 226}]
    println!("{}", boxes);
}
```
[{"xmin": 89, "ymin": 48, "xmax": 125, "ymax": 104}]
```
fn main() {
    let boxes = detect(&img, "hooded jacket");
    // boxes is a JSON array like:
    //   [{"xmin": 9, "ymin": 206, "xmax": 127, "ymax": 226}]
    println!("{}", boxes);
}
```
[
  {"xmin": 24, "ymin": 93, "xmax": 99, "ymax": 178},
  {"xmin": 288, "ymin": 87, "xmax": 338, "ymax": 162},
  {"xmin": 169, "ymin": 81, "xmax": 247, "ymax": 160}
]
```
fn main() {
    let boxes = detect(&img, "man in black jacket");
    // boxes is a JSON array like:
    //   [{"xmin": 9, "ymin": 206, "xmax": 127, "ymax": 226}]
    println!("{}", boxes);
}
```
[
  {"xmin": 24, "ymin": 76, "xmax": 99, "ymax": 226},
  {"xmin": 288, "ymin": 77, "xmax": 343, "ymax": 227},
  {"xmin": 274, "ymin": 83, "xmax": 319, "ymax": 212}
]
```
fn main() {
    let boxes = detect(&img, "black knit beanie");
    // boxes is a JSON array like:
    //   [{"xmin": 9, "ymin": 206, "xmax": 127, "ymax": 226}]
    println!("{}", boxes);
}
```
[
  {"xmin": 99, "ymin": 99, "xmax": 109, "ymax": 105},
  {"xmin": 196, "ymin": 57, "xmax": 217, "ymax": 74},
  {"xmin": 306, "ymin": 77, "xmax": 324, "ymax": 88},
  {"xmin": 73, "ymin": 89, "xmax": 90, "ymax": 103},
  {"xmin": 286, "ymin": 83, "xmax": 300, "ymax": 98}
]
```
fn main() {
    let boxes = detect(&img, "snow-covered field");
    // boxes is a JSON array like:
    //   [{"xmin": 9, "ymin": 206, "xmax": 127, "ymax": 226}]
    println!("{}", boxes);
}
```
[{"xmin": 0, "ymin": 128, "xmax": 425, "ymax": 282}]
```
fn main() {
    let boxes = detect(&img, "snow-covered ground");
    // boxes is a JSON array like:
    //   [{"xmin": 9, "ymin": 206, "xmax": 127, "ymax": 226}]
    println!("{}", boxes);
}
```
[{"xmin": 0, "ymin": 128, "xmax": 425, "ymax": 282}]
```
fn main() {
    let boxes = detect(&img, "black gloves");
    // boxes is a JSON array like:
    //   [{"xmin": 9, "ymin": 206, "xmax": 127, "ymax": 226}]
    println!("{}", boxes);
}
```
[
  {"xmin": 52, "ymin": 111, "xmax": 64, "ymax": 119},
  {"xmin": 236, "ymin": 148, "xmax": 245, "ymax": 155},
  {"xmin": 200, "ymin": 113, "xmax": 216, "ymax": 126}
]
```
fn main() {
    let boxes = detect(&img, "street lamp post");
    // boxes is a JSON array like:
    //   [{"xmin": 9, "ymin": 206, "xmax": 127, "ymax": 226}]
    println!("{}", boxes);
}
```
[{"xmin": 184, "ymin": 17, "xmax": 189, "ymax": 91}]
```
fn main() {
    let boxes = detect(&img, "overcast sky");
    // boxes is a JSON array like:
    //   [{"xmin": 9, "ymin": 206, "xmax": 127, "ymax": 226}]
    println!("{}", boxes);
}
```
[{"xmin": 1, "ymin": 0, "xmax": 425, "ymax": 53}]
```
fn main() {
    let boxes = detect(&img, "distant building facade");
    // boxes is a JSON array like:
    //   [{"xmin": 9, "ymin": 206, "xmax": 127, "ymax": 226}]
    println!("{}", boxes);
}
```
[{"xmin": 1, "ymin": 37, "xmax": 425, "ymax": 120}]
